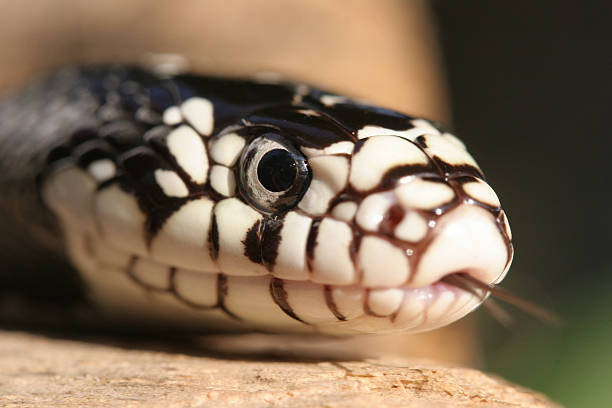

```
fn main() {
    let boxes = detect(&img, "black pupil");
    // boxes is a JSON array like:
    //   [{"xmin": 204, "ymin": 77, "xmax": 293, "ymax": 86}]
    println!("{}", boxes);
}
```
[{"xmin": 257, "ymin": 149, "xmax": 298, "ymax": 192}]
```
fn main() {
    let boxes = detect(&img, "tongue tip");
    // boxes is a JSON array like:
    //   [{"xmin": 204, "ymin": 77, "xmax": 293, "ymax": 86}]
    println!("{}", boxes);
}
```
[{"xmin": 443, "ymin": 273, "xmax": 563, "ymax": 327}]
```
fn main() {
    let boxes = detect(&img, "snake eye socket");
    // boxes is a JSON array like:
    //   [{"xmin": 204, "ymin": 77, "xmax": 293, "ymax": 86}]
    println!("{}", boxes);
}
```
[{"xmin": 239, "ymin": 133, "xmax": 311, "ymax": 213}]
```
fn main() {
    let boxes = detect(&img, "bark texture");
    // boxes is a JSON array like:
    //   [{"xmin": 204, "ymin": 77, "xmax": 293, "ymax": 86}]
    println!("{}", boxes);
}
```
[{"xmin": 0, "ymin": 330, "xmax": 561, "ymax": 408}]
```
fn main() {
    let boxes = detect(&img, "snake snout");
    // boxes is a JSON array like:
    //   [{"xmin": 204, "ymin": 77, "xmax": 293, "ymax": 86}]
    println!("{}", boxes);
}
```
[
  {"xmin": 411, "ymin": 204, "xmax": 512, "ymax": 289},
  {"xmin": 344, "ymin": 174, "xmax": 512, "ymax": 292}
]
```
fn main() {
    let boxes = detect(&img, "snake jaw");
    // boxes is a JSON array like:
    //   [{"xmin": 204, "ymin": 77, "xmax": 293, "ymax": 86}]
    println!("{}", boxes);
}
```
[{"xmin": 313, "ymin": 199, "xmax": 512, "ymax": 334}]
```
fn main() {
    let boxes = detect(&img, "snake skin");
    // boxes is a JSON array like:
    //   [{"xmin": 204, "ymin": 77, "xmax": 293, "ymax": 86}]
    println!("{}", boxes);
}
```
[{"xmin": 0, "ymin": 66, "xmax": 513, "ymax": 335}]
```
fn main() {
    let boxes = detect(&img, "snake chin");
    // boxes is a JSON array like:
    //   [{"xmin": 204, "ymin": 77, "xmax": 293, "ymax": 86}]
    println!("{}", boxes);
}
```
[
  {"xmin": 70, "ymin": 237, "xmax": 490, "ymax": 336},
  {"xmin": 309, "ymin": 280, "xmax": 483, "ymax": 336}
]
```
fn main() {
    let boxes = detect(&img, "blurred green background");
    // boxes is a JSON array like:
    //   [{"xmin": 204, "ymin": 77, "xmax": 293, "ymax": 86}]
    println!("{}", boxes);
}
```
[{"xmin": 433, "ymin": 1, "xmax": 612, "ymax": 406}]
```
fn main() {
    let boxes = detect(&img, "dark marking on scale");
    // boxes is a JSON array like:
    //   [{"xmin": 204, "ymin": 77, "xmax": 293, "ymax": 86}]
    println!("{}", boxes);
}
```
[
  {"xmin": 73, "ymin": 140, "xmax": 116, "ymax": 168},
  {"xmin": 327, "ymin": 193, "xmax": 360, "ymax": 212},
  {"xmin": 174, "ymin": 73, "xmax": 298, "ymax": 107},
  {"xmin": 99, "ymin": 119, "xmax": 147, "ymax": 152},
  {"xmin": 305, "ymin": 218, "xmax": 321, "ymax": 272},
  {"xmin": 269, "ymin": 278, "xmax": 307, "ymax": 324},
  {"xmin": 217, "ymin": 274, "xmax": 241, "ymax": 321},
  {"xmin": 411, "ymin": 135, "xmax": 482, "ymax": 180},
  {"xmin": 304, "ymin": 97, "xmax": 415, "ymax": 135},
  {"xmin": 147, "ymin": 82, "xmax": 178, "ymax": 114},
  {"xmin": 379, "ymin": 204, "xmax": 405, "ymax": 236},
  {"xmin": 143, "ymin": 124, "xmax": 172, "ymax": 146},
  {"xmin": 209, "ymin": 213, "xmax": 219, "ymax": 260},
  {"xmin": 495, "ymin": 210, "xmax": 514, "ymax": 271},
  {"xmin": 243, "ymin": 219, "xmax": 263, "ymax": 264},
  {"xmin": 246, "ymin": 107, "xmax": 355, "ymax": 149},
  {"xmin": 261, "ymin": 216, "xmax": 284, "ymax": 271},
  {"xmin": 442, "ymin": 174, "xmax": 478, "ymax": 185},
  {"xmin": 45, "ymin": 144, "xmax": 73, "ymax": 165},
  {"xmin": 352, "ymin": 138, "xmax": 366, "ymax": 155},
  {"xmin": 415, "ymin": 135, "xmax": 427, "ymax": 148},
  {"xmin": 69, "ymin": 128, "xmax": 99, "ymax": 147},
  {"xmin": 143, "ymin": 198, "xmax": 190, "ymax": 248},
  {"xmin": 389, "ymin": 292, "xmax": 407, "ymax": 323},
  {"xmin": 376, "ymin": 165, "xmax": 438, "ymax": 191},
  {"xmin": 323, "ymin": 286, "xmax": 346, "ymax": 321},
  {"xmin": 349, "ymin": 229, "xmax": 364, "ymax": 282},
  {"xmin": 96, "ymin": 174, "xmax": 125, "ymax": 191},
  {"xmin": 120, "ymin": 146, "xmax": 167, "ymax": 181},
  {"xmin": 45, "ymin": 128, "xmax": 99, "ymax": 166},
  {"xmin": 170, "ymin": 74, "xmax": 298, "ymax": 135},
  {"xmin": 444, "ymin": 177, "xmax": 500, "ymax": 216},
  {"xmin": 434, "ymin": 159, "xmax": 484, "ymax": 181},
  {"xmin": 119, "ymin": 146, "xmax": 194, "ymax": 247},
  {"xmin": 144, "ymin": 124, "xmax": 208, "ymax": 191},
  {"xmin": 405, "ymin": 226, "xmax": 440, "ymax": 285},
  {"xmin": 243, "ymin": 215, "xmax": 287, "ymax": 270}
]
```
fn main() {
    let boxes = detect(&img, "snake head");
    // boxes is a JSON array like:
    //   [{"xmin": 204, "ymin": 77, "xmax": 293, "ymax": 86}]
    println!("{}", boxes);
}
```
[
  {"xmin": 224, "ymin": 96, "xmax": 513, "ymax": 334},
  {"xmin": 41, "ymin": 68, "xmax": 512, "ymax": 335}
]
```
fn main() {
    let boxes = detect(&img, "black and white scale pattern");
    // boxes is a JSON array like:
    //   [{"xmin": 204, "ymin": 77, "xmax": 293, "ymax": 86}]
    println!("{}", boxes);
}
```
[{"xmin": 1, "ymin": 66, "xmax": 513, "ymax": 335}]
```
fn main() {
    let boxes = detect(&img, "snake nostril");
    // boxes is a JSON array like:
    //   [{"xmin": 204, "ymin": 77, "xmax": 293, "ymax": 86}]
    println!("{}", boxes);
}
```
[{"xmin": 378, "ymin": 204, "xmax": 405, "ymax": 235}]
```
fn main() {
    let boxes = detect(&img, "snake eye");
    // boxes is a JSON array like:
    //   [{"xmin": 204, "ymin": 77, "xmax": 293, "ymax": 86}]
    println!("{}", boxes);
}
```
[{"xmin": 239, "ymin": 132, "xmax": 311, "ymax": 213}]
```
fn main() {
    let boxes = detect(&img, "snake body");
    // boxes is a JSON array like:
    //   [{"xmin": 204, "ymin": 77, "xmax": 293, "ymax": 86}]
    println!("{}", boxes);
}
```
[{"xmin": 0, "ymin": 66, "xmax": 513, "ymax": 335}]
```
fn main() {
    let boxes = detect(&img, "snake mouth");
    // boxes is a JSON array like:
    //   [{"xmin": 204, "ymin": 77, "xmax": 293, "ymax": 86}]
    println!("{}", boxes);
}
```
[
  {"xmin": 311, "ymin": 268, "xmax": 504, "ymax": 335},
  {"xmin": 73, "ymin": 200, "xmax": 513, "ymax": 336},
  {"xmin": 305, "ymin": 274, "xmax": 485, "ymax": 335}
]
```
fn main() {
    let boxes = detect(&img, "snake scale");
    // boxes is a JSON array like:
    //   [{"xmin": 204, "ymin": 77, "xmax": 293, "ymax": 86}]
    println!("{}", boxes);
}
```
[{"xmin": 0, "ymin": 66, "xmax": 513, "ymax": 335}]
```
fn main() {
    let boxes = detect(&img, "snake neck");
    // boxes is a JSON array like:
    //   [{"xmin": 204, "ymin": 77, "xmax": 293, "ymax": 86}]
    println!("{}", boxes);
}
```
[{"xmin": 0, "ymin": 70, "xmax": 97, "ymax": 305}]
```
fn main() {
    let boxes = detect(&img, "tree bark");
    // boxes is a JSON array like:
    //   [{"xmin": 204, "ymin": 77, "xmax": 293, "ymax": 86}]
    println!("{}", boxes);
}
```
[{"xmin": 0, "ymin": 330, "xmax": 561, "ymax": 408}]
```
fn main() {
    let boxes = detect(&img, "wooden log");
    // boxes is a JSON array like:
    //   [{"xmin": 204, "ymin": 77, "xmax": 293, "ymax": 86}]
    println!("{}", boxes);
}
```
[{"xmin": 0, "ymin": 330, "xmax": 561, "ymax": 408}]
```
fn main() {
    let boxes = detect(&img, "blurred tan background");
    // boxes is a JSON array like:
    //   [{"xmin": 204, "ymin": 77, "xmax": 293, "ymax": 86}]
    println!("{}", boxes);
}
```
[
  {"xmin": 0, "ymin": 0, "xmax": 481, "ymax": 366},
  {"xmin": 0, "ymin": 0, "xmax": 449, "ymax": 122}
]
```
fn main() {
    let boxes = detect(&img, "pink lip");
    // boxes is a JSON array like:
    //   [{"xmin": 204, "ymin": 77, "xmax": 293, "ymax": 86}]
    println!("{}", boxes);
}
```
[{"xmin": 401, "ymin": 277, "xmax": 475, "ymax": 305}]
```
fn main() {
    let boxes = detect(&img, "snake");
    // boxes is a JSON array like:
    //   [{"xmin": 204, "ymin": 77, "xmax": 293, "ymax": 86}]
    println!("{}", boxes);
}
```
[{"xmin": 0, "ymin": 65, "xmax": 513, "ymax": 336}]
